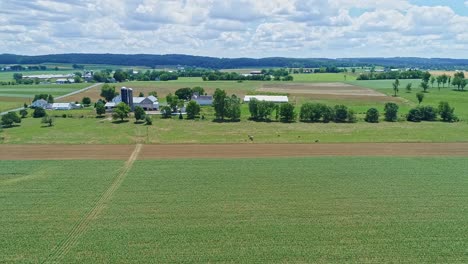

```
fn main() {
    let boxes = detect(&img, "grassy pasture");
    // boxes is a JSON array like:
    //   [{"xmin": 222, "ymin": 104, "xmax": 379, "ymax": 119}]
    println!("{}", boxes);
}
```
[
  {"xmin": 1, "ymin": 157, "xmax": 461, "ymax": 263},
  {"xmin": 2, "ymin": 107, "xmax": 468, "ymax": 144},
  {"xmin": 352, "ymin": 79, "xmax": 468, "ymax": 119},
  {"xmin": 0, "ymin": 160, "xmax": 124, "ymax": 263}
]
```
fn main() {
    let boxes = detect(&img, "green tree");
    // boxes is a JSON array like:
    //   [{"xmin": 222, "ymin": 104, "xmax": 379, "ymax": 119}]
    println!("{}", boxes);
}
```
[
  {"xmin": 1, "ymin": 112, "xmax": 21, "ymax": 127},
  {"xmin": 192, "ymin": 86, "xmax": 205, "ymax": 95},
  {"xmin": 430, "ymin": 76, "xmax": 435, "ymax": 88},
  {"xmin": 82, "ymin": 97, "xmax": 91, "ymax": 106},
  {"xmin": 406, "ymin": 83, "xmax": 412, "ymax": 93},
  {"xmin": 384, "ymin": 102, "xmax": 399, "ymax": 122},
  {"xmin": 100, "ymin": 84, "xmax": 117, "ymax": 102},
  {"xmin": 334, "ymin": 105, "xmax": 353, "ymax": 123},
  {"xmin": 33, "ymin": 107, "xmax": 46, "ymax": 118},
  {"xmin": 420, "ymin": 81, "xmax": 429, "ymax": 92},
  {"xmin": 224, "ymin": 95, "xmax": 241, "ymax": 121},
  {"xmin": 134, "ymin": 106, "xmax": 146, "ymax": 122},
  {"xmin": 165, "ymin": 93, "xmax": 179, "ymax": 112},
  {"xmin": 41, "ymin": 115, "xmax": 54, "ymax": 127},
  {"xmin": 138, "ymin": 92, "xmax": 144, "ymax": 97},
  {"xmin": 279, "ymin": 103, "xmax": 296, "ymax": 122},
  {"xmin": 145, "ymin": 115, "xmax": 153, "ymax": 125},
  {"xmin": 436, "ymin": 76, "xmax": 443, "ymax": 90},
  {"xmin": 407, "ymin": 108, "xmax": 422, "ymax": 122},
  {"xmin": 422, "ymin": 71, "xmax": 431, "ymax": 83},
  {"xmin": 175, "ymin": 87, "xmax": 193, "ymax": 100},
  {"xmin": 19, "ymin": 109, "xmax": 28, "ymax": 118},
  {"xmin": 213, "ymin": 88, "xmax": 227, "ymax": 120},
  {"xmin": 186, "ymin": 100, "xmax": 201, "ymax": 119},
  {"xmin": 392, "ymin": 78, "xmax": 400, "ymax": 97},
  {"xmin": 112, "ymin": 102, "xmax": 131, "ymax": 121},
  {"xmin": 365, "ymin": 108, "xmax": 379, "ymax": 123},
  {"xmin": 441, "ymin": 74, "xmax": 448, "ymax": 88},
  {"xmin": 13, "ymin": 73, "xmax": 23, "ymax": 82},
  {"xmin": 96, "ymin": 102, "xmax": 106, "ymax": 117},
  {"xmin": 438, "ymin": 102, "xmax": 457, "ymax": 122},
  {"xmin": 161, "ymin": 105, "xmax": 172, "ymax": 118},
  {"xmin": 113, "ymin": 70, "xmax": 128, "ymax": 82},
  {"xmin": 416, "ymin": 92, "xmax": 424, "ymax": 105},
  {"xmin": 148, "ymin": 91, "xmax": 158, "ymax": 97}
]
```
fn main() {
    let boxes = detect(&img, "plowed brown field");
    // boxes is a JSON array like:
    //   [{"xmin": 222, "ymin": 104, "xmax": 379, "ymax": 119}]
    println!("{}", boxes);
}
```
[{"xmin": 1, "ymin": 143, "xmax": 468, "ymax": 160}]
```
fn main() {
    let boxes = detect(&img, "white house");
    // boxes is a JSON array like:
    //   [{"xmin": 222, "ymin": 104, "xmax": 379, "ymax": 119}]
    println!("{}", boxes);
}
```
[
  {"xmin": 191, "ymin": 93, "xmax": 213, "ymax": 106},
  {"xmin": 243, "ymin": 95, "xmax": 289, "ymax": 103},
  {"xmin": 31, "ymin": 99, "xmax": 49, "ymax": 109}
]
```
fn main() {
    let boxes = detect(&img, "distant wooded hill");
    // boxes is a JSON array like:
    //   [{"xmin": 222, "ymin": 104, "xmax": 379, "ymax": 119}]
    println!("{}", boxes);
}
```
[{"xmin": 1, "ymin": 53, "xmax": 467, "ymax": 70}]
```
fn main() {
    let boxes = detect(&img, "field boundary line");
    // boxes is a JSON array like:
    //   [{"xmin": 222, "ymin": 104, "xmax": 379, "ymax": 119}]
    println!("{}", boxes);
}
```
[{"xmin": 42, "ymin": 144, "xmax": 142, "ymax": 263}]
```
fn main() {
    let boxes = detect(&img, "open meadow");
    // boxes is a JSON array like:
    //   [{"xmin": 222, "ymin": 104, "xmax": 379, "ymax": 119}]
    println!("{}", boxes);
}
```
[{"xmin": 1, "ymin": 153, "xmax": 468, "ymax": 263}]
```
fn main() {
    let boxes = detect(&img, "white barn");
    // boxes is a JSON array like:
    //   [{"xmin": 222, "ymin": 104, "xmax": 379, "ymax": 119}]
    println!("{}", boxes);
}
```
[
  {"xmin": 243, "ymin": 95, "xmax": 289, "ymax": 103},
  {"xmin": 51, "ymin": 102, "xmax": 81, "ymax": 110},
  {"xmin": 191, "ymin": 93, "xmax": 213, "ymax": 106}
]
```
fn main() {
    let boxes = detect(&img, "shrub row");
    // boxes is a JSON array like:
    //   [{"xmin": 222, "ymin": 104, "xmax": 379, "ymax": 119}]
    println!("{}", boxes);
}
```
[{"xmin": 299, "ymin": 103, "xmax": 356, "ymax": 123}]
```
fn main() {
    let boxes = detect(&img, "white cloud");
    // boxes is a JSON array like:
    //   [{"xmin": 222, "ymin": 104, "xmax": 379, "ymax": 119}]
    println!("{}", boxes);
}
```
[{"xmin": 0, "ymin": 0, "xmax": 467, "ymax": 58}]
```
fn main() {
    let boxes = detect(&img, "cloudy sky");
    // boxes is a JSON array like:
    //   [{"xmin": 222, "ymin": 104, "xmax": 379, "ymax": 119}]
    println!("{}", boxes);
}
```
[{"xmin": 1, "ymin": 0, "xmax": 467, "ymax": 58}]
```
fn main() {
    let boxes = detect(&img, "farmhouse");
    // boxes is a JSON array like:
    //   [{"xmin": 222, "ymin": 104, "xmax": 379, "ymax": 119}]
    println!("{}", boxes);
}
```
[
  {"xmin": 191, "ymin": 93, "xmax": 213, "ymax": 106},
  {"xmin": 31, "ymin": 99, "xmax": 49, "ymax": 109},
  {"xmin": 243, "ymin": 95, "xmax": 289, "ymax": 103}
]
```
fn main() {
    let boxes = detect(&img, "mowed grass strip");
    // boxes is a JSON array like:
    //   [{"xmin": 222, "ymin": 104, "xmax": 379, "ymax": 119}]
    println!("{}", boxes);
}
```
[
  {"xmin": 65, "ymin": 157, "xmax": 468, "ymax": 263},
  {"xmin": 0, "ymin": 160, "xmax": 124, "ymax": 263}
]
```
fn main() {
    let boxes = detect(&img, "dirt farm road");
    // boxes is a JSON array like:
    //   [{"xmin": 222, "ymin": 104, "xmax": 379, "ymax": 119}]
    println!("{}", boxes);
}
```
[{"xmin": 1, "ymin": 143, "xmax": 468, "ymax": 160}]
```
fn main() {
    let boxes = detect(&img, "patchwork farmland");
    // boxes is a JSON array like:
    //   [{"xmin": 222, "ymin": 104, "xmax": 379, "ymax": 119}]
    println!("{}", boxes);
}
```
[{"xmin": 1, "ymin": 144, "xmax": 468, "ymax": 263}]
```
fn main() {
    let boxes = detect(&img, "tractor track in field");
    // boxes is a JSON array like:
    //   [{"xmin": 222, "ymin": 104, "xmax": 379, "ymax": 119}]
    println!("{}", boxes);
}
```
[{"xmin": 42, "ymin": 144, "xmax": 142, "ymax": 263}]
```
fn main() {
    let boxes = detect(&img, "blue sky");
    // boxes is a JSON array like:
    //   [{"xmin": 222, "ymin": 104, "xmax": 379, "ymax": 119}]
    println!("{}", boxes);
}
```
[{"xmin": 0, "ymin": 0, "xmax": 467, "ymax": 58}]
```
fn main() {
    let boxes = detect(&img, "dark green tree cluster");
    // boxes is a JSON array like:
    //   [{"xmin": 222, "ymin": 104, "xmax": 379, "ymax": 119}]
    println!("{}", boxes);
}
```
[
  {"xmin": 452, "ymin": 72, "xmax": 467, "ymax": 91},
  {"xmin": 357, "ymin": 70, "xmax": 426, "ymax": 80},
  {"xmin": 33, "ymin": 94, "xmax": 54, "ymax": 104},
  {"xmin": 112, "ymin": 102, "xmax": 131, "ymax": 121},
  {"xmin": 1, "ymin": 112, "xmax": 21, "ymax": 127},
  {"xmin": 186, "ymin": 100, "xmax": 201, "ymax": 119},
  {"xmin": 248, "ymin": 99, "xmax": 278, "ymax": 121},
  {"xmin": 100, "ymin": 84, "xmax": 118, "ymax": 102},
  {"xmin": 365, "ymin": 108, "xmax": 380, "ymax": 123},
  {"xmin": 212, "ymin": 88, "xmax": 241, "ymax": 121},
  {"xmin": 33, "ymin": 107, "xmax": 46, "ymax": 118},
  {"xmin": 384, "ymin": 103, "xmax": 399, "ymax": 122},
  {"xmin": 299, "ymin": 103, "xmax": 334, "ymax": 123}
]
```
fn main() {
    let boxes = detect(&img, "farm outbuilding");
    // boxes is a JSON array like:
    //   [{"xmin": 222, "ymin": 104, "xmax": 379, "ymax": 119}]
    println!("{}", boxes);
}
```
[
  {"xmin": 51, "ymin": 102, "xmax": 81, "ymax": 110},
  {"xmin": 191, "ymin": 93, "xmax": 213, "ymax": 106},
  {"xmin": 243, "ymin": 95, "xmax": 289, "ymax": 103},
  {"xmin": 31, "ymin": 99, "xmax": 49, "ymax": 109}
]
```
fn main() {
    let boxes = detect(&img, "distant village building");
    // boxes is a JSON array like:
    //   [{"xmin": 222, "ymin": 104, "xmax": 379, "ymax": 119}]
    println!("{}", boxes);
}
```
[{"xmin": 243, "ymin": 95, "xmax": 289, "ymax": 103}]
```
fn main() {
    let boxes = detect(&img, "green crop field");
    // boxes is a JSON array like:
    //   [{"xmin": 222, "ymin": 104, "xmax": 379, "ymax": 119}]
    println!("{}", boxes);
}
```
[
  {"xmin": 2, "ymin": 157, "xmax": 467, "ymax": 263},
  {"xmin": 292, "ymin": 73, "xmax": 357, "ymax": 82},
  {"xmin": 0, "ymin": 83, "xmax": 90, "ymax": 112},
  {"xmin": 0, "ymin": 160, "xmax": 124, "ymax": 263}
]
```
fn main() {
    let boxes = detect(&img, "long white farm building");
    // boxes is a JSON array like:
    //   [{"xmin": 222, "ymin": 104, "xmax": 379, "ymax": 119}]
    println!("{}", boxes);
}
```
[{"xmin": 243, "ymin": 95, "xmax": 289, "ymax": 103}]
